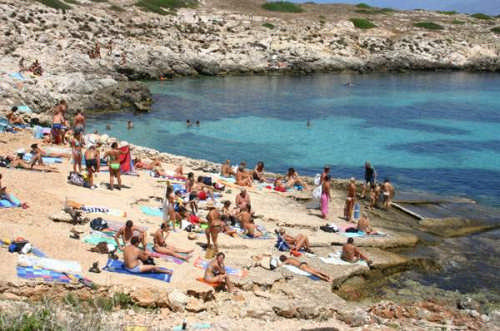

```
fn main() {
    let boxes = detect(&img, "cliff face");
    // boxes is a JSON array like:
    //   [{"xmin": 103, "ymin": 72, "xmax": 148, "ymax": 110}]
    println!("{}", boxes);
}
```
[{"xmin": 0, "ymin": 0, "xmax": 499, "ymax": 115}]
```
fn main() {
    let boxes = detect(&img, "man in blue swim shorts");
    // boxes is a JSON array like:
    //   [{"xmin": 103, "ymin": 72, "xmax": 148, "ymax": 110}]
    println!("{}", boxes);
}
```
[{"xmin": 123, "ymin": 236, "xmax": 172, "ymax": 274}]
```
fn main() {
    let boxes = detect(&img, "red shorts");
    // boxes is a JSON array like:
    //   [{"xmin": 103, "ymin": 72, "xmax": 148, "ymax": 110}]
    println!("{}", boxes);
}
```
[{"xmin": 198, "ymin": 191, "xmax": 207, "ymax": 200}]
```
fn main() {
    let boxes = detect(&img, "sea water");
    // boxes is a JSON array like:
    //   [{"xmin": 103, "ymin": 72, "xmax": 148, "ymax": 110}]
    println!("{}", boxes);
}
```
[
  {"xmin": 87, "ymin": 72, "xmax": 500, "ymax": 207},
  {"xmin": 87, "ymin": 72, "xmax": 500, "ymax": 300}
]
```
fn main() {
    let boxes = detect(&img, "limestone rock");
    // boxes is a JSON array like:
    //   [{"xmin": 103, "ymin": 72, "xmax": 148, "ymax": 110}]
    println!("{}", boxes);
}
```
[
  {"xmin": 130, "ymin": 288, "xmax": 156, "ymax": 308},
  {"xmin": 168, "ymin": 289, "xmax": 188, "ymax": 312},
  {"xmin": 185, "ymin": 298, "xmax": 207, "ymax": 313}
]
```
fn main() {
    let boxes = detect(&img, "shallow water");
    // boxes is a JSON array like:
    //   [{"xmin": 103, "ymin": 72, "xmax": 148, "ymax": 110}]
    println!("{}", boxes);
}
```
[
  {"xmin": 86, "ymin": 72, "xmax": 500, "ymax": 301},
  {"xmin": 87, "ymin": 72, "xmax": 500, "ymax": 207}
]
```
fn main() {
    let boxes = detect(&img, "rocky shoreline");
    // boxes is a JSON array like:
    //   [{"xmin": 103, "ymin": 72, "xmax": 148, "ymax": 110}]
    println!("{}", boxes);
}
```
[{"xmin": 1, "ymin": 0, "xmax": 499, "ymax": 117}]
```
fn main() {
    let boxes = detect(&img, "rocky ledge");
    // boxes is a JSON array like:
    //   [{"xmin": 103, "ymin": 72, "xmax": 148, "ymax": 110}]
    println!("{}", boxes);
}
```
[{"xmin": 0, "ymin": 0, "xmax": 499, "ymax": 116}]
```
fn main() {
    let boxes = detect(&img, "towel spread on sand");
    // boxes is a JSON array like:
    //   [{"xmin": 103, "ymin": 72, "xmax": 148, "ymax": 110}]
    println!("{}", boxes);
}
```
[
  {"xmin": 17, "ymin": 266, "xmax": 77, "ymax": 283},
  {"xmin": 17, "ymin": 255, "xmax": 82, "ymax": 274},
  {"xmin": 22, "ymin": 154, "xmax": 62, "ymax": 164},
  {"xmin": 319, "ymin": 251, "xmax": 369, "ymax": 267},
  {"xmin": 80, "ymin": 206, "xmax": 126, "ymax": 217},
  {"xmin": 140, "ymin": 205, "xmax": 163, "ymax": 217},
  {"xmin": 0, "ymin": 194, "xmax": 21, "ymax": 208},
  {"xmin": 146, "ymin": 244, "xmax": 186, "ymax": 264},
  {"xmin": 193, "ymin": 257, "xmax": 248, "ymax": 278},
  {"xmin": 282, "ymin": 265, "xmax": 319, "ymax": 281},
  {"xmin": 103, "ymin": 259, "xmax": 172, "ymax": 283}
]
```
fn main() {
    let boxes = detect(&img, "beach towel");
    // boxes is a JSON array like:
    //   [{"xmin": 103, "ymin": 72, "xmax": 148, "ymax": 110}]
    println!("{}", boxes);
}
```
[
  {"xmin": 22, "ymin": 154, "xmax": 62, "ymax": 164},
  {"xmin": 103, "ymin": 259, "xmax": 172, "ymax": 283},
  {"xmin": 17, "ymin": 105, "xmax": 33, "ymax": 114},
  {"xmin": 146, "ymin": 244, "xmax": 186, "ymax": 264},
  {"xmin": 172, "ymin": 322, "xmax": 211, "ymax": 331},
  {"xmin": 83, "ymin": 233, "xmax": 118, "ymax": 248},
  {"xmin": 340, "ymin": 230, "xmax": 366, "ymax": 238},
  {"xmin": 193, "ymin": 257, "xmax": 248, "ymax": 278},
  {"xmin": 196, "ymin": 277, "xmax": 222, "ymax": 288},
  {"xmin": 282, "ymin": 265, "xmax": 319, "ymax": 281},
  {"xmin": 119, "ymin": 146, "xmax": 136, "ymax": 175},
  {"xmin": 80, "ymin": 206, "xmax": 126, "ymax": 217},
  {"xmin": 140, "ymin": 205, "xmax": 162, "ymax": 217},
  {"xmin": 17, "ymin": 255, "xmax": 82, "ymax": 274},
  {"xmin": 0, "ymin": 194, "xmax": 21, "ymax": 208},
  {"xmin": 319, "ymin": 251, "xmax": 369, "ymax": 267},
  {"xmin": 17, "ymin": 266, "xmax": 74, "ymax": 283},
  {"xmin": 9, "ymin": 72, "xmax": 25, "ymax": 81}
]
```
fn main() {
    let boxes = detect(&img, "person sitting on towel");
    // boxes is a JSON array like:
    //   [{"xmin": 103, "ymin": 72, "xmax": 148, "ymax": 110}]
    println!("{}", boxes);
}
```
[
  {"xmin": 6, "ymin": 106, "xmax": 25, "ymax": 125},
  {"xmin": 279, "ymin": 255, "xmax": 332, "ymax": 282},
  {"xmin": 357, "ymin": 213, "xmax": 378, "ymax": 235},
  {"xmin": 235, "ymin": 188, "xmax": 251, "ymax": 213},
  {"xmin": 204, "ymin": 252, "xmax": 235, "ymax": 293},
  {"xmin": 124, "ymin": 236, "xmax": 171, "ymax": 274},
  {"xmin": 285, "ymin": 168, "xmax": 309, "ymax": 190},
  {"xmin": 235, "ymin": 162, "xmax": 252, "ymax": 187},
  {"xmin": 238, "ymin": 206, "xmax": 262, "ymax": 238},
  {"xmin": 252, "ymin": 161, "xmax": 266, "ymax": 182},
  {"xmin": 0, "ymin": 173, "xmax": 26, "ymax": 208},
  {"xmin": 341, "ymin": 238, "xmax": 373, "ymax": 265},
  {"xmin": 153, "ymin": 222, "xmax": 193, "ymax": 261},
  {"xmin": 115, "ymin": 220, "xmax": 146, "ymax": 251},
  {"xmin": 192, "ymin": 176, "xmax": 215, "ymax": 201},
  {"xmin": 278, "ymin": 228, "xmax": 313, "ymax": 254},
  {"xmin": 221, "ymin": 159, "xmax": 235, "ymax": 178}
]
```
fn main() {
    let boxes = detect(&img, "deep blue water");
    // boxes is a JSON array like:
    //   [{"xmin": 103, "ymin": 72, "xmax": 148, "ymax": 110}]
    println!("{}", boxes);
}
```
[{"xmin": 86, "ymin": 73, "xmax": 500, "ymax": 207}]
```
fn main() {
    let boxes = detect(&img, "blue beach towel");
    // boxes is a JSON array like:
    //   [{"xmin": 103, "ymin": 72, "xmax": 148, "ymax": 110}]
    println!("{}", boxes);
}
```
[
  {"xmin": 340, "ymin": 231, "xmax": 366, "ymax": 238},
  {"xmin": 140, "ymin": 205, "xmax": 163, "ymax": 217},
  {"xmin": 0, "ymin": 194, "xmax": 21, "ymax": 208},
  {"xmin": 103, "ymin": 259, "xmax": 172, "ymax": 283},
  {"xmin": 22, "ymin": 154, "xmax": 62, "ymax": 164},
  {"xmin": 17, "ymin": 105, "xmax": 32, "ymax": 114},
  {"xmin": 9, "ymin": 72, "xmax": 25, "ymax": 81},
  {"xmin": 16, "ymin": 266, "xmax": 79, "ymax": 283}
]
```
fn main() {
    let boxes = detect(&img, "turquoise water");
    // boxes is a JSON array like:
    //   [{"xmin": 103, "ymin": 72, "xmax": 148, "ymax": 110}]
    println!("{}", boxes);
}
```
[{"xmin": 87, "ymin": 73, "xmax": 500, "ymax": 206}]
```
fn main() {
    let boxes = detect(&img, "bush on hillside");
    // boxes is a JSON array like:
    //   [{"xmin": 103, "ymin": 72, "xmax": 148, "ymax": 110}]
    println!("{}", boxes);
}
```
[
  {"xmin": 136, "ymin": 0, "xmax": 197, "ymax": 15},
  {"xmin": 414, "ymin": 22, "xmax": 444, "ymax": 30},
  {"xmin": 470, "ymin": 13, "xmax": 492, "ymax": 20},
  {"xmin": 36, "ymin": 0, "xmax": 71, "ymax": 9},
  {"xmin": 262, "ymin": 22, "xmax": 275, "ymax": 29},
  {"xmin": 350, "ymin": 18, "xmax": 377, "ymax": 29},
  {"xmin": 109, "ymin": 4, "xmax": 125, "ymax": 11},
  {"xmin": 355, "ymin": 7, "xmax": 395, "ymax": 15},
  {"xmin": 491, "ymin": 27, "xmax": 500, "ymax": 34},
  {"xmin": 262, "ymin": 1, "xmax": 304, "ymax": 13},
  {"xmin": 451, "ymin": 19, "xmax": 465, "ymax": 25},
  {"xmin": 355, "ymin": 3, "xmax": 371, "ymax": 9},
  {"xmin": 437, "ymin": 10, "xmax": 457, "ymax": 15}
]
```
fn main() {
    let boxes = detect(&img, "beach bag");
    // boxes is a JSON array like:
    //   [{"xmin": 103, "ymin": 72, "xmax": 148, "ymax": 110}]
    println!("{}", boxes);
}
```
[
  {"xmin": 68, "ymin": 171, "xmax": 85, "ymax": 186},
  {"xmin": 270, "ymin": 257, "xmax": 278, "ymax": 270},
  {"xmin": 275, "ymin": 237, "xmax": 290, "ymax": 251},
  {"xmin": 90, "ymin": 218, "xmax": 108, "ymax": 231},
  {"xmin": 314, "ymin": 174, "xmax": 321, "ymax": 186},
  {"xmin": 312, "ymin": 185, "xmax": 322, "ymax": 200},
  {"xmin": 0, "ymin": 157, "xmax": 10, "ymax": 167}
]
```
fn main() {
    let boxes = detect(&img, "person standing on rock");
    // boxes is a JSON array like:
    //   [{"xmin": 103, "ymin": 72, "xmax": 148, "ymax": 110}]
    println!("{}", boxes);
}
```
[
  {"xmin": 84, "ymin": 145, "xmax": 100, "ymax": 189},
  {"xmin": 71, "ymin": 131, "xmax": 84, "ymax": 173},
  {"xmin": 382, "ymin": 178, "xmax": 395, "ymax": 209},
  {"xmin": 361, "ymin": 161, "xmax": 376, "ymax": 199},
  {"xmin": 204, "ymin": 252, "xmax": 235, "ymax": 293},
  {"xmin": 344, "ymin": 178, "xmax": 357, "ymax": 222},
  {"xmin": 103, "ymin": 142, "xmax": 124, "ymax": 190},
  {"xmin": 73, "ymin": 110, "xmax": 86, "ymax": 135},
  {"xmin": 320, "ymin": 175, "xmax": 331, "ymax": 219}
]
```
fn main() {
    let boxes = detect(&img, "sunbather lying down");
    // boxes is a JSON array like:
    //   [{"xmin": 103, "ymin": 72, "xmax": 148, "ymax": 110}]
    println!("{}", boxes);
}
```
[
  {"xmin": 279, "ymin": 255, "xmax": 332, "ymax": 282},
  {"xmin": 153, "ymin": 222, "xmax": 193, "ymax": 261},
  {"xmin": 5, "ymin": 153, "xmax": 58, "ymax": 172}
]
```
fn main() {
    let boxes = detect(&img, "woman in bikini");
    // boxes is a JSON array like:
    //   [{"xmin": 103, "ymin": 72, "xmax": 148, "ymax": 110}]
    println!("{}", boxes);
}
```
[
  {"xmin": 103, "ymin": 142, "xmax": 123, "ymax": 190},
  {"xmin": 71, "ymin": 131, "xmax": 84, "ymax": 173}
]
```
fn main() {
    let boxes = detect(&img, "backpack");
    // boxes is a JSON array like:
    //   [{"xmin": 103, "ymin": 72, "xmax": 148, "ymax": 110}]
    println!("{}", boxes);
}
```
[
  {"xmin": 0, "ymin": 157, "xmax": 10, "ymax": 168},
  {"xmin": 90, "ymin": 217, "xmax": 108, "ymax": 231},
  {"xmin": 275, "ymin": 237, "xmax": 290, "ymax": 251},
  {"xmin": 68, "ymin": 171, "xmax": 85, "ymax": 186},
  {"xmin": 202, "ymin": 176, "xmax": 212, "ymax": 186}
]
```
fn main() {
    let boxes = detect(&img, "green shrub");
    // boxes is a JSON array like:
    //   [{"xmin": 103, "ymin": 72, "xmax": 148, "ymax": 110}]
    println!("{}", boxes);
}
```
[
  {"xmin": 0, "ymin": 309, "xmax": 61, "ymax": 331},
  {"xmin": 492, "ymin": 27, "xmax": 500, "ymax": 34},
  {"xmin": 350, "ymin": 18, "xmax": 377, "ymax": 29},
  {"xmin": 437, "ymin": 10, "xmax": 457, "ymax": 15},
  {"xmin": 451, "ymin": 19, "xmax": 465, "ymax": 25},
  {"xmin": 262, "ymin": 22, "xmax": 275, "ymax": 29},
  {"xmin": 136, "ymin": 0, "xmax": 197, "ymax": 15},
  {"xmin": 471, "ymin": 13, "xmax": 492, "ymax": 20},
  {"xmin": 64, "ymin": 0, "xmax": 80, "ymax": 4},
  {"xmin": 36, "ymin": 0, "xmax": 71, "ymax": 9},
  {"xmin": 93, "ymin": 297, "xmax": 114, "ymax": 312},
  {"xmin": 262, "ymin": 1, "xmax": 304, "ymax": 13},
  {"xmin": 109, "ymin": 4, "xmax": 125, "ymax": 11},
  {"xmin": 355, "ymin": 3, "xmax": 371, "ymax": 9},
  {"xmin": 113, "ymin": 292, "xmax": 134, "ymax": 309},
  {"xmin": 414, "ymin": 22, "xmax": 444, "ymax": 30}
]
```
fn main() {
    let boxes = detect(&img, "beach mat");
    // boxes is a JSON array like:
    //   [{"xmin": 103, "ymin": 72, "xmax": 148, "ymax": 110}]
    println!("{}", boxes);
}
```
[
  {"xmin": 140, "ymin": 205, "xmax": 162, "ymax": 217},
  {"xmin": 0, "ymin": 195, "xmax": 21, "ymax": 208},
  {"xmin": 319, "ymin": 251, "xmax": 369, "ymax": 267},
  {"xmin": 193, "ymin": 257, "xmax": 247, "ymax": 278},
  {"xmin": 196, "ymin": 277, "xmax": 222, "ymax": 288},
  {"xmin": 103, "ymin": 259, "xmax": 172, "ymax": 283},
  {"xmin": 18, "ymin": 255, "xmax": 82, "ymax": 274},
  {"xmin": 282, "ymin": 265, "xmax": 319, "ymax": 281},
  {"xmin": 146, "ymin": 244, "xmax": 186, "ymax": 264},
  {"xmin": 17, "ymin": 266, "xmax": 75, "ymax": 283},
  {"xmin": 80, "ymin": 206, "xmax": 126, "ymax": 217}
]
